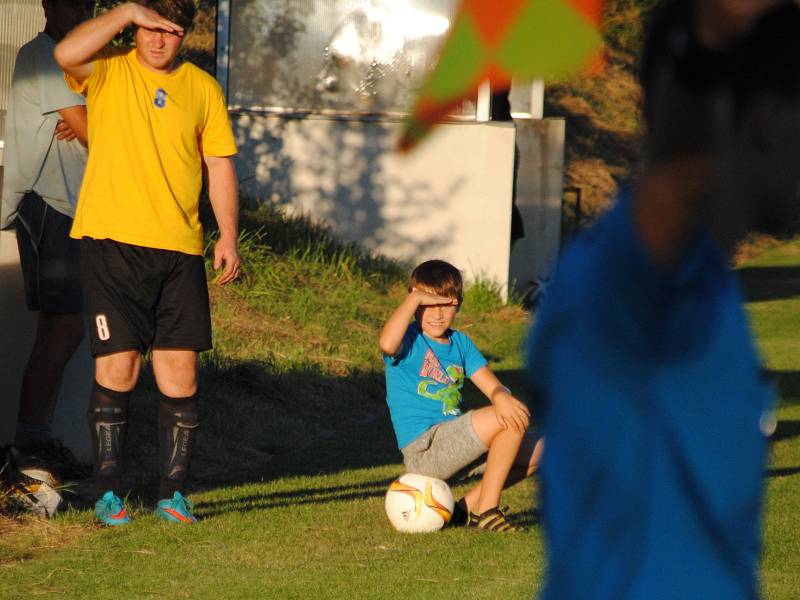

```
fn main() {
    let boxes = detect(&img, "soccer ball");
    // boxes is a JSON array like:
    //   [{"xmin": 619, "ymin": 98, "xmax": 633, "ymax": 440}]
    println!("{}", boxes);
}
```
[
  {"xmin": 11, "ymin": 466, "xmax": 63, "ymax": 518},
  {"xmin": 384, "ymin": 473, "xmax": 454, "ymax": 533}
]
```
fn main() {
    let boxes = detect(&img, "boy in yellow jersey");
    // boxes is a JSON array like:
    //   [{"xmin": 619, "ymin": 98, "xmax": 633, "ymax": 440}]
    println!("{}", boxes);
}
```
[{"xmin": 55, "ymin": 0, "xmax": 240, "ymax": 525}]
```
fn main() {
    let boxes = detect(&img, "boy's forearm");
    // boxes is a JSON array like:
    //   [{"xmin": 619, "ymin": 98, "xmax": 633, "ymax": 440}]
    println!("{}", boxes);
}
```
[
  {"xmin": 489, "ymin": 384, "xmax": 513, "ymax": 404},
  {"xmin": 471, "ymin": 366, "xmax": 508, "ymax": 403},
  {"xmin": 55, "ymin": 3, "xmax": 133, "ymax": 77},
  {"xmin": 379, "ymin": 293, "xmax": 420, "ymax": 356}
]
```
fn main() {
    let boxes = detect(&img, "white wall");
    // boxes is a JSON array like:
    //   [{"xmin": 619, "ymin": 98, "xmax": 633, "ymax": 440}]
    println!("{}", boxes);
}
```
[
  {"xmin": 234, "ymin": 116, "xmax": 518, "ymax": 290},
  {"xmin": 232, "ymin": 114, "xmax": 564, "ymax": 295}
]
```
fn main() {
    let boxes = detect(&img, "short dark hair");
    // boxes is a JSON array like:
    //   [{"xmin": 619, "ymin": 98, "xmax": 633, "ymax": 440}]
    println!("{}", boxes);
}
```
[
  {"xmin": 134, "ymin": 0, "xmax": 196, "ymax": 31},
  {"xmin": 409, "ymin": 260, "xmax": 463, "ymax": 304}
]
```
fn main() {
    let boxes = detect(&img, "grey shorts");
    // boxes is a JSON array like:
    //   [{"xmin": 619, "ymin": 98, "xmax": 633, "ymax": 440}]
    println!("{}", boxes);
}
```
[{"xmin": 401, "ymin": 411, "xmax": 488, "ymax": 481}]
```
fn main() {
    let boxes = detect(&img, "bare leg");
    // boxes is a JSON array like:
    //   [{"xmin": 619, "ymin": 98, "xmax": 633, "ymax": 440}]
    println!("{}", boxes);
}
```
[
  {"xmin": 461, "ymin": 407, "xmax": 545, "ymax": 513},
  {"xmin": 95, "ymin": 350, "xmax": 142, "ymax": 392},
  {"xmin": 151, "ymin": 349, "xmax": 198, "ymax": 397},
  {"xmin": 464, "ymin": 406, "xmax": 538, "ymax": 513}
]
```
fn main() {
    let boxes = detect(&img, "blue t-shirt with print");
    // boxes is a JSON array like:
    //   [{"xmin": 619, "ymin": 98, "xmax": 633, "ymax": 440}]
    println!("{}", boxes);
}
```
[
  {"xmin": 528, "ymin": 189, "xmax": 772, "ymax": 600},
  {"xmin": 384, "ymin": 324, "xmax": 487, "ymax": 449}
]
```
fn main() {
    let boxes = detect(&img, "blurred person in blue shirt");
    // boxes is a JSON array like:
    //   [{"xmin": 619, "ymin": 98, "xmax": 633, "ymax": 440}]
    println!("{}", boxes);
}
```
[{"xmin": 528, "ymin": 0, "xmax": 800, "ymax": 597}]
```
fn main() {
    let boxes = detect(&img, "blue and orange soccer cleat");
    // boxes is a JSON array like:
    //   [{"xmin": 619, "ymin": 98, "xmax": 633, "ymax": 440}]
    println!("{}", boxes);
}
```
[
  {"xmin": 155, "ymin": 491, "xmax": 197, "ymax": 524},
  {"xmin": 94, "ymin": 491, "xmax": 130, "ymax": 526}
]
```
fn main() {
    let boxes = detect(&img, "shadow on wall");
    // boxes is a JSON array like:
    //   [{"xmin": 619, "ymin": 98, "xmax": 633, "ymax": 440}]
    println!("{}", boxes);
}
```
[{"xmin": 233, "ymin": 114, "xmax": 458, "ymax": 261}]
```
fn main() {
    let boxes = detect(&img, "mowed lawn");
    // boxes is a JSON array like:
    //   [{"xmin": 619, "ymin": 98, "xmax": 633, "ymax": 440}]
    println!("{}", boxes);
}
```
[{"xmin": 1, "ymin": 213, "xmax": 798, "ymax": 599}]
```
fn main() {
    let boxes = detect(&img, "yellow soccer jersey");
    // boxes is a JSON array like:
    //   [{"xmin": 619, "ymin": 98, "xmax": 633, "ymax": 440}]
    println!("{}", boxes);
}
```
[{"xmin": 66, "ymin": 49, "xmax": 237, "ymax": 255}]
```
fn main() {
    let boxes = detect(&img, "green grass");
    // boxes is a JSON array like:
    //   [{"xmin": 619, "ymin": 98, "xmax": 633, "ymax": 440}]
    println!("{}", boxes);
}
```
[
  {"xmin": 738, "ymin": 240, "xmax": 800, "ymax": 600},
  {"xmin": 1, "ymin": 212, "xmax": 798, "ymax": 598}
]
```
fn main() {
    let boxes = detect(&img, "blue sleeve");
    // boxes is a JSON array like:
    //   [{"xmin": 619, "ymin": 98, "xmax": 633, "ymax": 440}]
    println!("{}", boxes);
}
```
[
  {"xmin": 457, "ymin": 333, "xmax": 488, "ymax": 377},
  {"xmin": 383, "ymin": 324, "xmax": 418, "ymax": 366}
]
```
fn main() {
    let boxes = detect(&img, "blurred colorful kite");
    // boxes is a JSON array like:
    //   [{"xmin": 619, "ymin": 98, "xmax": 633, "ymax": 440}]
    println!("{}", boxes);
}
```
[{"xmin": 399, "ymin": 0, "xmax": 605, "ymax": 151}]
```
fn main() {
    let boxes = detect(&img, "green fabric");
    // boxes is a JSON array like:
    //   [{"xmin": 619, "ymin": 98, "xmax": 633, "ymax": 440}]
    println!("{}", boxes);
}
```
[
  {"xmin": 498, "ymin": 0, "xmax": 601, "ymax": 77},
  {"xmin": 424, "ymin": 14, "xmax": 488, "ymax": 101}
]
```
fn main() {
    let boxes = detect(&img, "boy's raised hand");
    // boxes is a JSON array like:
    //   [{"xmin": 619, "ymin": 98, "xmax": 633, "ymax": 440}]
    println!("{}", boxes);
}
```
[
  {"xmin": 411, "ymin": 288, "xmax": 459, "ymax": 307},
  {"xmin": 380, "ymin": 288, "xmax": 453, "ymax": 356}
]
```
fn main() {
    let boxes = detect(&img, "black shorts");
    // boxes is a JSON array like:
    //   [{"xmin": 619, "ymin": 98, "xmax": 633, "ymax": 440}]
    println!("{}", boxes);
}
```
[
  {"xmin": 15, "ymin": 191, "xmax": 83, "ymax": 313},
  {"xmin": 80, "ymin": 238, "xmax": 212, "ymax": 356}
]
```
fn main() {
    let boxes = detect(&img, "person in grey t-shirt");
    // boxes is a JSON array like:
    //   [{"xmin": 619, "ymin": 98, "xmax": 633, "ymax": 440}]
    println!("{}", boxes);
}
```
[{"xmin": 1, "ymin": 0, "xmax": 94, "ymax": 472}]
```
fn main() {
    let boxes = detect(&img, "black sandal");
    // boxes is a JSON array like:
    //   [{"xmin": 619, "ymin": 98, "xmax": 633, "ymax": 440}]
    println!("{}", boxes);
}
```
[{"xmin": 466, "ymin": 506, "xmax": 521, "ymax": 532}]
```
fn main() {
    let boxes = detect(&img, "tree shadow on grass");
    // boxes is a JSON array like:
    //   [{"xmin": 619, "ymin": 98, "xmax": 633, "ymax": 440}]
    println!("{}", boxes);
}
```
[
  {"xmin": 768, "ymin": 466, "xmax": 800, "ymax": 478},
  {"xmin": 117, "ymin": 360, "xmax": 544, "ymax": 520},
  {"xmin": 119, "ymin": 356, "xmax": 401, "ymax": 504},
  {"xmin": 737, "ymin": 265, "xmax": 800, "ymax": 302},
  {"xmin": 512, "ymin": 507, "xmax": 543, "ymax": 530},
  {"xmin": 768, "ymin": 370, "xmax": 800, "ymax": 407},
  {"xmin": 196, "ymin": 477, "xmax": 396, "ymax": 518},
  {"xmin": 772, "ymin": 420, "xmax": 800, "ymax": 443}
]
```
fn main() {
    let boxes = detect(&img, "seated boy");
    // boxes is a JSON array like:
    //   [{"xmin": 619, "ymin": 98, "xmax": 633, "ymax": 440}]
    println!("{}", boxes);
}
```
[{"xmin": 380, "ymin": 259, "xmax": 544, "ymax": 532}]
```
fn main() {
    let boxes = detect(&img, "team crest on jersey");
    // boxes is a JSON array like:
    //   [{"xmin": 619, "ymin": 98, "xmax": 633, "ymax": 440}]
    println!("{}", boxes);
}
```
[
  {"xmin": 420, "ymin": 349, "xmax": 450, "ymax": 384},
  {"xmin": 154, "ymin": 88, "xmax": 167, "ymax": 108}
]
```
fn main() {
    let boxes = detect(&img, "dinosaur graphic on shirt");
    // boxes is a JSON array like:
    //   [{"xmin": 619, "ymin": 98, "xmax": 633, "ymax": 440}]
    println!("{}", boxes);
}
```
[{"xmin": 418, "ymin": 349, "xmax": 464, "ymax": 415}]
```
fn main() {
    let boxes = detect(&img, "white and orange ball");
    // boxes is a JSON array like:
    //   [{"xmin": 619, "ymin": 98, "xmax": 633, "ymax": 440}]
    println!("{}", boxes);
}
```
[
  {"xmin": 384, "ymin": 473, "xmax": 454, "ymax": 533},
  {"xmin": 13, "ymin": 466, "xmax": 63, "ymax": 518}
]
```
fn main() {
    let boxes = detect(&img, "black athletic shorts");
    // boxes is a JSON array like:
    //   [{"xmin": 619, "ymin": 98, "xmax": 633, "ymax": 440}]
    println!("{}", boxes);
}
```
[
  {"xmin": 15, "ymin": 191, "xmax": 83, "ymax": 313},
  {"xmin": 80, "ymin": 238, "xmax": 212, "ymax": 356}
]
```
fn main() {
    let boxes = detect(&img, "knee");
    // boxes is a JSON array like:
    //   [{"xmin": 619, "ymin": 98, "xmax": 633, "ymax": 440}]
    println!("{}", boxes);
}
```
[
  {"xmin": 152, "ymin": 352, "xmax": 198, "ymax": 397},
  {"xmin": 96, "ymin": 353, "xmax": 140, "ymax": 392},
  {"xmin": 500, "ymin": 427, "xmax": 526, "ymax": 443},
  {"xmin": 156, "ymin": 378, "xmax": 197, "ymax": 398}
]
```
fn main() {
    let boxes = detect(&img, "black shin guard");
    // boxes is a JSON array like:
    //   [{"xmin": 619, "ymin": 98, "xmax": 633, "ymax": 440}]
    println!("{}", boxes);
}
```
[
  {"xmin": 87, "ymin": 381, "xmax": 130, "ymax": 496},
  {"xmin": 158, "ymin": 392, "xmax": 199, "ymax": 500}
]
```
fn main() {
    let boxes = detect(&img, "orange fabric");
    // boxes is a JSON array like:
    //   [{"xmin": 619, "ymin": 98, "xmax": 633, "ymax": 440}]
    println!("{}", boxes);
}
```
[
  {"xmin": 480, "ymin": 63, "xmax": 512, "ymax": 89},
  {"xmin": 564, "ymin": 0, "xmax": 604, "ymax": 26},
  {"xmin": 163, "ymin": 508, "xmax": 191, "ymax": 522},
  {"xmin": 463, "ymin": 0, "xmax": 528, "ymax": 45}
]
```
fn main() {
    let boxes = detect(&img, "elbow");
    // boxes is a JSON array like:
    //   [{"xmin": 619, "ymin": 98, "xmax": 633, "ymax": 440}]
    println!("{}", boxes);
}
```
[
  {"xmin": 53, "ymin": 43, "xmax": 69, "ymax": 69},
  {"xmin": 379, "ymin": 337, "xmax": 397, "ymax": 357},
  {"xmin": 53, "ymin": 42, "xmax": 83, "ymax": 74}
]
